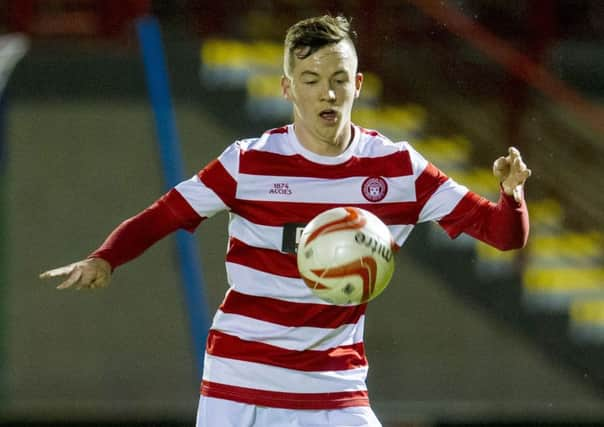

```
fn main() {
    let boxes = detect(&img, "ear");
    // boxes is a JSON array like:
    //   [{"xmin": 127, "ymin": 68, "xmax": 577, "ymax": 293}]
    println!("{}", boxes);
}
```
[
  {"xmin": 281, "ymin": 75, "xmax": 292, "ymax": 101},
  {"xmin": 354, "ymin": 72, "xmax": 364, "ymax": 99}
]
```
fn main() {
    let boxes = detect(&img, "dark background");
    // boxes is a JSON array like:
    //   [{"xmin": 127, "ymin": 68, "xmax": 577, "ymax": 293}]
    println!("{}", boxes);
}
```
[{"xmin": 0, "ymin": 1, "xmax": 603, "ymax": 426}]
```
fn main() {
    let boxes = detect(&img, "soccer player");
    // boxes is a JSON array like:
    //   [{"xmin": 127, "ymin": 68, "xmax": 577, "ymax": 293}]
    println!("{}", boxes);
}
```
[{"xmin": 40, "ymin": 15, "xmax": 531, "ymax": 427}]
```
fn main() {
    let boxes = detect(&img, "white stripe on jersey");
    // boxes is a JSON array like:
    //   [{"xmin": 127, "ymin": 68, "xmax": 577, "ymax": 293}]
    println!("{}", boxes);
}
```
[
  {"xmin": 211, "ymin": 311, "xmax": 365, "ymax": 352},
  {"xmin": 175, "ymin": 174, "xmax": 227, "ymax": 218},
  {"xmin": 236, "ymin": 174, "xmax": 416, "ymax": 203},
  {"xmin": 225, "ymin": 262, "xmax": 324, "ymax": 303},
  {"xmin": 229, "ymin": 214, "xmax": 282, "ymax": 252},
  {"xmin": 202, "ymin": 354, "xmax": 368, "ymax": 394},
  {"xmin": 418, "ymin": 178, "xmax": 469, "ymax": 223},
  {"xmin": 237, "ymin": 132, "xmax": 299, "ymax": 157},
  {"xmin": 404, "ymin": 141, "xmax": 430, "ymax": 178},
  {"xmin": 216, "ymin": 141, "xmax": 241, "ymax": 178}
]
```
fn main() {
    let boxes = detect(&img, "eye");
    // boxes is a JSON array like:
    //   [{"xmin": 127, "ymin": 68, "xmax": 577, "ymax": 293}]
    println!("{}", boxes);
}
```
[{"xmin": 303, "ymin": 80, "xmax": 318, "ymax": 85}]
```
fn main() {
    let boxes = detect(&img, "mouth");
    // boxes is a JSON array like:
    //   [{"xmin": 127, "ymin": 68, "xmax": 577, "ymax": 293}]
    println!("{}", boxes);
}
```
[{"xmin": 319, "ymin": 109, "xmax": 338, "ymax": 123}]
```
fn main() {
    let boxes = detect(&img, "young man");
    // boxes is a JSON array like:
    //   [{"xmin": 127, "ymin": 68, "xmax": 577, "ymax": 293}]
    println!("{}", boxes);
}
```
[{"xmin": 40, "ymin": 15, "xmax": 530, "ymax": 427}]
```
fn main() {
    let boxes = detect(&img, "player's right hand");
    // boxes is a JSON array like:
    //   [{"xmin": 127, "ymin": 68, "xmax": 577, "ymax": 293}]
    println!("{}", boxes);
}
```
[
  {"xmin": 492, "ymin": 146, "xmax": 531, "ymax": 203},
  {"xmin": 39, "ymin": 257, "xmax": 112, "ymax": 290}
]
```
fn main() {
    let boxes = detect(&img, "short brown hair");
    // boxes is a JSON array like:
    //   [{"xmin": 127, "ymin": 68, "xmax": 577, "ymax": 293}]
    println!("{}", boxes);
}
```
[{"xmin": 283, "ymin": 15, "xmax": 357, "ymax": 76}]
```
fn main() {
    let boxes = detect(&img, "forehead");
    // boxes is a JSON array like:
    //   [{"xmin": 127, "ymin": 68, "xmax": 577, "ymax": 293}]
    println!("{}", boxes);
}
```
[{"xmin": 292, "ymin": 41, "xmax": 357, "ymax": 75}]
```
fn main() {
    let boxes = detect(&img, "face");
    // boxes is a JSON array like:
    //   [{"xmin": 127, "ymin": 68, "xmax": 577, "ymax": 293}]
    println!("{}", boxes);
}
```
[{"xmin": 281, "ymin": 41, "xmax": 363, "ymax": 156}]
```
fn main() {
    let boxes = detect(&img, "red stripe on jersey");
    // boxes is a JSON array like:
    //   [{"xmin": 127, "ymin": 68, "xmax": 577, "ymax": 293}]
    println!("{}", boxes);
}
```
[
  {"xmin": 414, "ymin": 163, "xmax": 450, "ymax": 208},
  {"xmin": 164, "ymin": 189, "xmax": 204, "ymax": 232},
  {"xmin": 219, "ymin": 289, "xmax": 366, "ymax": 328},
  {"xmin": 232, "ymin": 201, "xmax": 419, "ymax": 227},
  {"xmin": 265, "ymin": 126, "xmax": 289, "ymax": 134},
  {"xmin": 439, "ymin": 191, "xmax": 484, "ymax": 239},
  {"xmin": 206, "ymin": 330, "xmax": 367, "ymax": 372},
  {"xmin": 239, "ymin": 149, "xmax": 412, "ymax": 179},
  {"xmin": 201, "ymin": 380, "xmax": 369, "ymax": 410},
  {"xmin": 198, "ymin": 158, "xmax": 237, "ymax": 207},
  {"xmin": 227, "ymin": 237, "xmax": 299, "ymax": 277},
  {"xmin": 359, "ymin": 127, "xmax": 379, "ymax": 136}
]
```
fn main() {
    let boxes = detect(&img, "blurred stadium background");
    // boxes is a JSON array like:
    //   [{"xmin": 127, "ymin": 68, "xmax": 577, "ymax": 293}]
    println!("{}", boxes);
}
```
[{"xmin": 0, "ymin": 1, "xmax": 603, "ymax": 426}]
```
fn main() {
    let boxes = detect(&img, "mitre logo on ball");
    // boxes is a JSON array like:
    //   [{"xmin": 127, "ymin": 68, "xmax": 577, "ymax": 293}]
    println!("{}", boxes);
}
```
[{"xmin": 296, "ymin": 207, "xmax": 396, "ymax": 305}]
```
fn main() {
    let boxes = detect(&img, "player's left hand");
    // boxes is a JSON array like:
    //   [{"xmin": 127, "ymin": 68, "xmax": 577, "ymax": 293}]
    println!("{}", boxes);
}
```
[{"xmin": 492, "ymin": 146, "xmax": 531, "ymax": 203}]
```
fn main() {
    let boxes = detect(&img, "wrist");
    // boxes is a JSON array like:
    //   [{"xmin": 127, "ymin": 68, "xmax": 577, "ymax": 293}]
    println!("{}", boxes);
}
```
[
  {"xmin": 87, "ymin": 255, "xmax": 113, "ymax": 273},
  {"xmin": 500, "ymin": 183, "xmax": 524, "ymax": 205}
]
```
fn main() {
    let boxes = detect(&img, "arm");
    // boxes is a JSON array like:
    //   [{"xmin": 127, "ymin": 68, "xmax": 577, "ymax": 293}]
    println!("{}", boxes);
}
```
[
  {"xmin": 39, "ymin": 189, "xmax": 202, "ymax": 290},
  {"xmin": 439, "ymin": 188, "xmax": 529, "ymax": 250},
  {"xmin": 438, "ymin": 147, "xmax": 531, "ymax": 250},
  {"xmin": 40, "ymin": 141, "xmax": 240, "ymax": 291}
]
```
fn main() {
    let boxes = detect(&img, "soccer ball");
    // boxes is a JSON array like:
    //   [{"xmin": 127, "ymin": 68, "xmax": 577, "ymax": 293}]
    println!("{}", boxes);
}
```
[{"xmin": 297, "ymin": 207, "xmax": 395, "ymax": 305}]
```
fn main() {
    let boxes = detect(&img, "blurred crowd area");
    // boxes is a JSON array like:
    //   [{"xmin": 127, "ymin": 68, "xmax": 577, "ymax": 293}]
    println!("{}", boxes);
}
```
[
  {"xmin": 2, "ymin": 0, "xmax": 604, "ymax": 354},
  {"xmin": 2, "ymin": 0, "xmax": 604, "ymax": 103},
  {"xmin": 1, "ymin": 2, "xmax": 604, "ymax": 425},
  {"xmin": 4, "ymin": 1, "xmax": 602, "ymax": 44},
  {"xmin": 2, "ymin": 1, "xmax": 604, "ymax": 59},
  {"xmin": 1, "ymin": 1, "xmax": 603, "ymax": 228}
]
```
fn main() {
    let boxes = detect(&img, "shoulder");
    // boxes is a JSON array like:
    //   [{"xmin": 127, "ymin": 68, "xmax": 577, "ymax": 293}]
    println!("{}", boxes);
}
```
[
  {"xmin": 354, "ymin": 125, "xmax": 430, "ymax": 175},
  {"xmin": 229, "ymin": 125, "xmax": 294, "ymax": 155},
  {"xmin": 355, "ymin": 125, "xmax": 415, "ymax": 156},
  {"xmin": 216, "ymin": 125, "xmax": 294, "ymax": 173}
]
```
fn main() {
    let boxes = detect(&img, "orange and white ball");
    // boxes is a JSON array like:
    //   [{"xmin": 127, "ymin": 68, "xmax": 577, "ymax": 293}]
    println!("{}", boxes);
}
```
[{"xmin": 297, "ymin": 207, "xmax": 395, "ymax": 305}]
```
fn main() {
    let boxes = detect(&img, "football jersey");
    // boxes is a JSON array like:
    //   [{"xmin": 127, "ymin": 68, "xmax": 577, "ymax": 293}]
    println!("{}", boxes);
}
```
[{"xmin": 173, "ymin": 124, "xmax": 476, "ymax": 410}]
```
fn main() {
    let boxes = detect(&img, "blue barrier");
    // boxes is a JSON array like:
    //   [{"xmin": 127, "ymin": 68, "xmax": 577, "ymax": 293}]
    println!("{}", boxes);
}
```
[{"xmin": 135, "ymin": 16, "xmax": 208, "ymax": 380}]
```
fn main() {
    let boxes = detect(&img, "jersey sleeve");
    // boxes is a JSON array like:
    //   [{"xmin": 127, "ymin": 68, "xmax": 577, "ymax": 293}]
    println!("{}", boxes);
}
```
[
  {"xmin": 89, "ymin": 188, "xmax": 203, "ymax": 270},
  {"xmin": 174, "ymin": 142, "xmax": 239, "ymax": 217},
  {"xmin": 438, "ymin": 189, "xmax": 529, "ymax": 250},
  {"xmin": 403, "ymin": 142, "xmax": 469, "ymax": 224},
  {"xmin": 407, "ymin": 143, "xmax": 529, "ymax": 250}
]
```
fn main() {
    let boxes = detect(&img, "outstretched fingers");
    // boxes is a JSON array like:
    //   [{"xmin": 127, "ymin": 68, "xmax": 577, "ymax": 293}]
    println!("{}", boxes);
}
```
[
  {"xmin": 508, "ymin": 146, "xmax": 520, "ymax": 159},
  {"xmin": 57, "ymin": 267, "xmax": 83, "ymax": 290},
  {"xmin": 492, "ymin": 147, "xmax": 532, "ymax": 203},
  {"xmin": 492, "ymin": 156, "xmax": 509, "ymax": 180},
  {"xmin": 39, "ymin": 264, "xmax": 76, "ymax": 279},
  {"xmin": 507, "ymin": 152, "xmax": 531, "ymax": 203},
  {"xmin": 40, "ymin": 258, "xmax": 112, "ymax": 291},
  {"xmin": 512, "ymin": 156, "xmax": 532, "ymax": 181}
]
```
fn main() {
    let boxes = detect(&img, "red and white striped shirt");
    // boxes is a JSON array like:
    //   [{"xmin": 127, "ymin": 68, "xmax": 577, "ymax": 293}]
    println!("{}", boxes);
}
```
[{"xmin": 91, "ymin": 124, "xmax": 528, "ymax": 410}]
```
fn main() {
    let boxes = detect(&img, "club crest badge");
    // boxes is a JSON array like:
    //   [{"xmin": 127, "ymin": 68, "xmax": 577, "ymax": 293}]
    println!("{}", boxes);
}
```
[{"xmin": 361, "ymin": 177, "xmax": 388, "ymax": 202}]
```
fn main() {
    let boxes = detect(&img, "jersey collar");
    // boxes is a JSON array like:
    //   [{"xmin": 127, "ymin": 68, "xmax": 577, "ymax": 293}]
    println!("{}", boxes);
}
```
[{"xmin": 286, "ymin": 123, "xmax": 360, "ymax": 165}]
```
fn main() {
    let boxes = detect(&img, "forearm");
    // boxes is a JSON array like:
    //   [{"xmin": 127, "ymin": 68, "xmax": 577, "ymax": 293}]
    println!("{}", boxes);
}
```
[
  {"xmin": 89, "ymin": 189, "xmax": 202, "ymax": 270},
  {"xmin": 464, "ymin": 190, "xmax": 529, "ymax": 250},
  {"xmin": 439, "ymin": 189, "xmax": 529, "ymax": 251}
]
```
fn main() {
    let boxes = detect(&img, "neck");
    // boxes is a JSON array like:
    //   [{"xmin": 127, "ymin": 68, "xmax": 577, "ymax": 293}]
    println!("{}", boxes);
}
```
[{"xmin": 293, "ymin": 122, "xmax": 353, "ymax": 156}]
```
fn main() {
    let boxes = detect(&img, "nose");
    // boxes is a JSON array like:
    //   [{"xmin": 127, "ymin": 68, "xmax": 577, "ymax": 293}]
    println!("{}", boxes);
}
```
[{"xmin": 321, "ymin": 84, "xmax": 336, "ymax": 102}]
